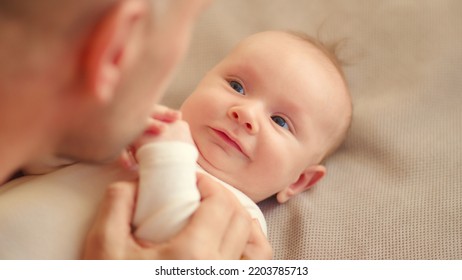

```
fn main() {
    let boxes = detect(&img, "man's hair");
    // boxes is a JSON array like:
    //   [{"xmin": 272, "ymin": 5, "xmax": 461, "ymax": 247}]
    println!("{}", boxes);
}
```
[{"xmin": 286, "ymin": 30, "xmax": 353, "ymax": 162}]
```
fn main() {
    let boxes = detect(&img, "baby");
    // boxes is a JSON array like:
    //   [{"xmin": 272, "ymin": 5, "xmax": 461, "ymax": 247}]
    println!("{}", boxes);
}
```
[
  {"xmin": 182, "ymin": 30, "xmax": 351, "ymax": 203},
  {"xmin": 135, "ymin": 30, "xmax": 352, "ymax": 242},
  {"xmin": 0, "ymin": 31, "xmax": 351, "ymax": 259}
]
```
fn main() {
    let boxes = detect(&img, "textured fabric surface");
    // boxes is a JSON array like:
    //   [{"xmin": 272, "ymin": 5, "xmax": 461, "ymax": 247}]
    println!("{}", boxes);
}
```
[{"xmin": 162, "ymin": 0, "xmax": 462, "ymax": 259}]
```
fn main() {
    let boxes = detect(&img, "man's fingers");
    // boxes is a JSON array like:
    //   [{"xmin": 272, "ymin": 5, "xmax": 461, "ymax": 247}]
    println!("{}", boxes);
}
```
[
  {"xmin": 99, "ymin": 182, "xmax": 136, "ymax": 233},
  {"xmin": 218, "ymin": 206, "xmax": 252, "ymax": 259},
  {"xmin": 82, "ymin": 181, "xmax": 137, "ymax": 259},
  {"xmin": 191, "ymin": 174, "xmax": 236, "ymax": 237},
  {"xmin": 166, "ymin": 173, "xmax": 240, "ymax": 259},
  {"xmin": 180, "ymin": 173, "xmax": 253, "ymax": 259},
  {"xmin": 242, "ymin": 220, "xmax": 273, "ymax": 260}
]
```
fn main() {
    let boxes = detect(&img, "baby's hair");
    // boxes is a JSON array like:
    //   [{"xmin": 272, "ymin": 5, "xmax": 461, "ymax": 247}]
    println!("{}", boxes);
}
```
[
  {"xmin": 286, "ymin": 31, "xmax": 348, "ymax": 84},
  {"xmin": 285, "ymin": 30, "xmax": 353, "ymax": 162}
]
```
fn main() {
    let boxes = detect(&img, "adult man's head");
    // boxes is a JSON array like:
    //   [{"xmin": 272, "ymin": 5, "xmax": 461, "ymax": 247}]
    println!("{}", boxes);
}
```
[{"xmin": 0, "ymin": 0, "xmax": 210, "ymax": 181}]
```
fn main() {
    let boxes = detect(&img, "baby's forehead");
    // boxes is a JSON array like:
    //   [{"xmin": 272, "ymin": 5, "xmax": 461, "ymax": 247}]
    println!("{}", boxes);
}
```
[
  {"xmin": 234, "ymin": 31, "xmax": 325, "ymax": 57},
  {"xmin": 228, "ymin": 32, "xmax": 341, "ymax": 79},
  {"xmin": 225, "ymin": 33, "xmax": 343, "ymax": 89}
]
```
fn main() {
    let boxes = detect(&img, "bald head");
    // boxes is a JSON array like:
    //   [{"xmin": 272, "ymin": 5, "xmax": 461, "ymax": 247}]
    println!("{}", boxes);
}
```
[
  {"xmin": 0, "ymin": 0, "xmax": 212, "ymax": 181},
  {"xmin": 0, "ymin": 0, "xmax": 118, "ymax": 41}
]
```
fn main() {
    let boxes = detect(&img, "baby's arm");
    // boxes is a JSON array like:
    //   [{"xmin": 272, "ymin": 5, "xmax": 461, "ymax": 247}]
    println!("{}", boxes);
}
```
[{"xmin": 132, "ymin": 120, "xmax": 201, "ymax": 242}]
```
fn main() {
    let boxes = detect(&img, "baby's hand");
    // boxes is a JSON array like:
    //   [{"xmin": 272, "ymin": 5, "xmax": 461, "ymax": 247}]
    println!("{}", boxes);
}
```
[
  {"xmin": 142, "ymin": 119, "xmax": 193, "ymax": 144},
  {"xmin": 127, "ymin": 120, "xmax": 193, "ymax": 167},
  {"xmin": 151, "ymin": 104, "xmax": 181, "ymax": 122},
  {"xmin": 132, "ymin": 120, "xmax": 194, "ymax": 152},
  {"xmin": 144, "ymin": 104, "xmax": 182, "ymax": 136},
  {"xmin": 119, "ymin": 105, "xmax": 183, "ymax": 169}
]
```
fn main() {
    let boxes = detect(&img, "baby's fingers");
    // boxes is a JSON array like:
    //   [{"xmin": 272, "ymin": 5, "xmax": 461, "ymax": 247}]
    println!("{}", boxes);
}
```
[
  {"xmin": 144, "ymin": 119, "xmax": 167, "ymax": 136},
  {"xmin": 151, "ymin": 105, "xmax": 181, "ymax": 123}
]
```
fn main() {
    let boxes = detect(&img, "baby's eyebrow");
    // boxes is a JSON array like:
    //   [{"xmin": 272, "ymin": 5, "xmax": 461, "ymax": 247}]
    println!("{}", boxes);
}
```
[
  {"xmin": 231, "ymin": 60, "xmax": 262, "ymax": 90},
  {"xmin": 284, "ymin": 99, "xmax": 314, "ymax": 135}
]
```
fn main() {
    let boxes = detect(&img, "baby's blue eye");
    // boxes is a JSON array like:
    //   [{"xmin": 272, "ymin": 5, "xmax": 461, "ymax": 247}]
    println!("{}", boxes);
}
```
[
  {"xmin": 229, "ymin": 81, "xmax": 245, "ymax": 95},
  {"xmin": 271, "ymin": 116, "xmax": 289, "ymax": 130}
]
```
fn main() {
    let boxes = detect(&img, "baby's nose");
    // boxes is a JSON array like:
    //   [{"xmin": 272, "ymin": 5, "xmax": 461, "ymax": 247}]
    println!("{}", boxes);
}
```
[{"xmin": 228, "ymin": 106, "xmax": 259, "ymax": 134}]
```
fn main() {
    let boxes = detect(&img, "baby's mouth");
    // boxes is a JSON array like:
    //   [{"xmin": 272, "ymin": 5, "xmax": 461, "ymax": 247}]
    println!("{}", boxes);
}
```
[{"xmin": 211, "ymin": 128, "xmax": 248, "ymax": 158}]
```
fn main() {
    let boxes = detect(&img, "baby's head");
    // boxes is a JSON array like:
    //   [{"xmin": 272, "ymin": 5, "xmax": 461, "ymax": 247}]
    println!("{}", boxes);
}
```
[{"xmin": 181, "ymin": 30, "xmax": 352, "ymax": 203}]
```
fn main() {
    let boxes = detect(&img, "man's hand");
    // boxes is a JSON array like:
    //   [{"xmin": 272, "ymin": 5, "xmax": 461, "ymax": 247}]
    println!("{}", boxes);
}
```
[
  {"xmin": 82, "ymin": 174, "xmax": 272, "ymax": 259},
  {"xmin": 81, "ymin": 181, "xmax": 152, "ymax": 259},
  {"xmin": 242, "ymin": 220, "xmax": 273, "ymax": 259}
]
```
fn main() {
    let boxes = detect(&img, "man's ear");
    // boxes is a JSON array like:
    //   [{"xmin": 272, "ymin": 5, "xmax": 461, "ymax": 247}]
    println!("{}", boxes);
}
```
[
  {"xmin": 276, "ymin": 165, "xmax": 326, "ymax": 204},
  {"xmin": 83, "ymin": 0, "xmax": 147, "ymax": 103}
]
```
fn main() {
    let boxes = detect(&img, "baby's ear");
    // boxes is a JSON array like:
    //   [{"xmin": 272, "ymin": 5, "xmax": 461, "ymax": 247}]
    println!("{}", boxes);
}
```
[{"xmin": 276, "ymin": 165, "xmax": 326, "ymax": 204}]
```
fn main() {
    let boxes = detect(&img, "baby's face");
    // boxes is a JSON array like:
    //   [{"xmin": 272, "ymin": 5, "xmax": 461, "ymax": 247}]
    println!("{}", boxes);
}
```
[{"xmin": 181, "ymin": 31, "xmax": 349, "ymax": 202}]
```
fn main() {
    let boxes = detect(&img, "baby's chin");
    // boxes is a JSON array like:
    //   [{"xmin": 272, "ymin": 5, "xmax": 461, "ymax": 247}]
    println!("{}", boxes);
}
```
[
  {"xmin": 196, "ymin": 154, "xmax": 223, "ymax": 177},
  {"xmin": 196, "ymin": 154, "xmax": 263, "ymax": 202},
  {"xmin": 197, "ymin": 154, "xmax": 235, "ymax": 183}
]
